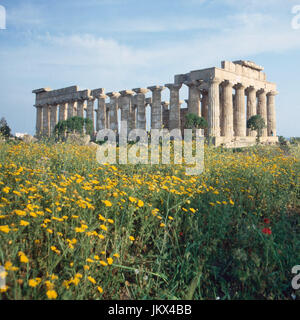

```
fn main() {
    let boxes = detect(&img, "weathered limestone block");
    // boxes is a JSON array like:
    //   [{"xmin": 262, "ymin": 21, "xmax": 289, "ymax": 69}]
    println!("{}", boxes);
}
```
[
  {"xmin": 66, "ymin": 133, "xmax": 91, "ymax": 145},
  {"xmin": 21, "ymin": 134, "xmax": 38, "ymax": 144}
]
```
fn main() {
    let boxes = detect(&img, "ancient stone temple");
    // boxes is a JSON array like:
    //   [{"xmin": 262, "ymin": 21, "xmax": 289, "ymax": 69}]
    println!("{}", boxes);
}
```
[{"xmin": 33, "ymin": 60, "xmax": 278, "ymax": 147}]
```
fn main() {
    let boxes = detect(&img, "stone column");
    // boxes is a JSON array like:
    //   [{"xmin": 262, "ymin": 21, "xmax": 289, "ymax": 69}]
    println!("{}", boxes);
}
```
[
  {"xmin": 148, "ymin": 86, "xmax": 165, "ymax": 130},
  {"xmin": 42, "ymin": 104, "xmax": 50, "ymax": 137},
  {"xmin": 67, "ymin": 100, "xmax": 76, "ymax": 119},
  {"xmin": 119, "ymin": 90, "xmax": 135, "ymax": 133},
  {"xmin": 105, "ymin": 103, "xmax": 110, "ymax": 129},
  {"xmin": 221, "ymin": 80, "xmax": 234, "ymax": 137},
  {"xmin": 257, "ymin": 89, "xmax": 268, "ymax": 137},
  {"xmin": 162, "ymin": 101, "xmax": 169, "ymax": 111},
  {"xmin": 133, "ymin": 88, "xmax": 149, "ymax": 130},
  {"xmin": 50, "ymin": 104, "xmax": 58, "ymax": 135},
  {"xmin": 35, "ymin": 105, "xmax": 43, "ymax": 137},
  {"xmin": 185, "ymin": 81, "xmax": 201, "ymax": 116},
  {"xmin": 200, "ymin": 89, "xmax": 209, "ymax": 136},
  {"xmin": 76, "ymin": 100, "xmax": 84, "ymax": 118},
  {"xmin": 246, "ymin": 86, "xmax": 257, "ymax": 137},
  {"xmin": 59, "ymin": 102, "xmax": 68, "ymax": 122},
  {"xmin": 107, "ymin": 92, "xmax": 120, "ymax": 132},
  {"xmin": 208, "ymin": 78, "xmax": 221, "ymax": 137},
  {"xmin": 267, "ymin": 91, "xmax": 278, "ymax": 137},
  {"xmin": 86, "ymin": 97, "xmax": 95, "ymax": 132},
  {"xmin": 95, "ymin": 93, "xmax": 107, "ymax": 131},
  {"xmin": 233, "ymin": 83, "xmax": 246, "ymax": 137},
  {"xmin": 165, "ymin": 84, "xmax": 182, "ymax": 130}
]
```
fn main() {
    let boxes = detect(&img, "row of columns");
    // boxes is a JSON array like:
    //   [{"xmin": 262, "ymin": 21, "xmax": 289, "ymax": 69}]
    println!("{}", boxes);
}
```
[
  {"xmin": 35, "ymin": 80, "xmax": 277, "ymax": 138},
  {"xmin": 186, "ymin": 79, "xmax": 277, "ymax": 138}
]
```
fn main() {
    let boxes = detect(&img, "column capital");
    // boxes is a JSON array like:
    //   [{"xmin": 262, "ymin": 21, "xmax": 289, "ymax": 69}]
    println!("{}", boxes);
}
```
[
  {"xmin": 233, "ymin": 83, "xmax": 245, "ymax": 90},
  {"xmin": 87, "ymin": 96, "xmax": 96, "ymax": 102},
  {"xmin": 132, "ymin": 88, "xmax": 149, "ymax": 95},
  {"xmin": 147, "ymin": 85, "xmax": 165, "ymax": 92},
  {"xmin": 267, "ymin": 90, "xmax": 279, "ymax": 97},
  {"xmin": 119, "ymin": 90, "xmax": 135, "ymax": 97},
  {"xmin": 91, "ymin": 88, "xmax": 105, "ymax": 98},
  {"xmin": 97, "ymin": 94, "xmax": 108, "ymax": 99},
  {"xmin": 245, "ymin": 85, "xmax": 257, "ymax": 94},
  {"xmin": 165, "ymin": 83, "xmax": 182, "ymax": 90},
  {"xmin": 184, "ymin": 80, "xmax": 203, "ymax": 88},
  {"xmin": 221, "ymin": 80, "xmax": 234, "ymax": 88},
  {"xmin": 208, "ymin": 77, "xmax": 221, "ymax": 85},
  {"xmin": 257, "ymin": 88, "xmax": 266, "ymax": 96},
  {"xmin": 107, "ymin": 92, "xmax": 121, "ymax": 98}
]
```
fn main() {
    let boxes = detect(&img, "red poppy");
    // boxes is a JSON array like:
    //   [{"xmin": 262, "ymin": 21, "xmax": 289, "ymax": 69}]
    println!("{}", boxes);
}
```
[
  {"xmin": 262, "ymin": 228, "xmax": 272, "ymax": 235},
  {"xmin": 263, "ymin": 218, "xmax": 270, "ymax": 224},
  {"xmin": 179, "ymin": 232, "xmax": 183, "ymax": 237}
]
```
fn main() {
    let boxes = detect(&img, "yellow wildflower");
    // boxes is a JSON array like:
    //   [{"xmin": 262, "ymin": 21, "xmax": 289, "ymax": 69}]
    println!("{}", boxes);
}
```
[
  {"xmin": 0, "ymin": 225, "xmax": 10, "ymax": 233},
  {"xmin": 88, "ymin": 276, "xmax": 96, "ymax": 284},
  {"xmin": 97, "ymin": 286, "xmax": 103, "ymax": 293},
  {"xmin": 20, "ymin": 220, "xmax": 30, "ymax": 226},
  {"xmin": 137, "ymin": 200, "xmax": 144, "ymax": 207},
  {"xmin": 46, "ymin": 290, "xmax": 57, "ymax": 299}
]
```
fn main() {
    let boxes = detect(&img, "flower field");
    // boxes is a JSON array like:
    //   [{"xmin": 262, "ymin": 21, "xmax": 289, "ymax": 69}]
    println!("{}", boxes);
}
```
[{"xmin": 0, "ymin": 141, "xmax": 299, "ymax": 300}]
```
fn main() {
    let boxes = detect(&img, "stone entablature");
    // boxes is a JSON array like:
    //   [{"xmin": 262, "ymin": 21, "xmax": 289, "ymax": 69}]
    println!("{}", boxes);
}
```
[{"xmin": 33, "ymin": 60, "xmax": 278, "ymax": 147}]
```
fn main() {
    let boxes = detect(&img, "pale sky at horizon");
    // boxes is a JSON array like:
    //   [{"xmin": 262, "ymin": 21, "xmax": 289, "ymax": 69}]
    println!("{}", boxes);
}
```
[{"xmin": 0, "ymin": 0, "xmax": 300, "ymax": 137}]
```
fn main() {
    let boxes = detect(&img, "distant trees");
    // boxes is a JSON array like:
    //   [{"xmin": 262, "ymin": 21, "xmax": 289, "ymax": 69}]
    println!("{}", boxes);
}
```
[
  {"xmin": 0, "ymin": 117, "xmax": 11, "ymax": 138},
  {"xmin": 247, "ymin": 115, "xmax": 266, "ymax": 143},
  {"xmin": 185, "ymin": 113, "xmax": 208, "ymax": 131},
  {"xmin": 54, "ymin": 116, "xmax": 93, "ymax": 140}
]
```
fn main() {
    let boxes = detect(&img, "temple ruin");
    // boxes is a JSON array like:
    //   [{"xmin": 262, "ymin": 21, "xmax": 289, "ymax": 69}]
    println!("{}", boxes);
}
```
[{"xmin": 33, "ymin": 60, "xmax": 278, "ymax": 147}]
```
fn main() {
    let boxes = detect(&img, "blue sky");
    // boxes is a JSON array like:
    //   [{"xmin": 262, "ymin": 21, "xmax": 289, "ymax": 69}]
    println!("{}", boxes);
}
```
[{"xmin": 0, "ymin": 0, "xmax": 300, "ymax": 137}]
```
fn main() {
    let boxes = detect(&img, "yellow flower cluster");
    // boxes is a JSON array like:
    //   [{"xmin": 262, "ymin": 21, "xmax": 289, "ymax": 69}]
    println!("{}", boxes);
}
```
[{"xmin": 0, "ymin": 142, "xmax": 298, "ymax": 299}]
